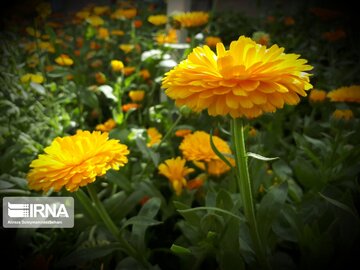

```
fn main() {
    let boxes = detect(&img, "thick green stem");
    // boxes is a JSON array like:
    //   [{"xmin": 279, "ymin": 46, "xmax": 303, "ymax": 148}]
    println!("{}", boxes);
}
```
[
  {"xmin": 86, "ymin": 185, "xmax": 150, "ymax": 267},
  {"xmin": 231, "ymin": 118, "xmax": 269, "ymax": 269}
]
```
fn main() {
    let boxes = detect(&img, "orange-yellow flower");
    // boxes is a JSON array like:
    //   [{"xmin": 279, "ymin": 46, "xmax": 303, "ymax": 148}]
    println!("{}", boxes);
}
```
[
  {"xmin": 55, "ymin": 54, "xmax": 74, "ymax": 66},
  {"xmin": 123, "ymin": 66, "xmax": 136, "ymax": 76},
  {"xmin": 111, "ymin": 8, "xmax": 137, "ymax": 19},
  {"xmin": 20, "ymin": 73, "xmax": 44, "ymax": 84},
  {"xmin": 95, "ymin": 72, "xmax": 106, "ymax": 84},
  {"xmin": 327, "ymin": 85, "xmax": 360, "ymax": 103},
  {"xmin": 175, "ymin": 129, "xmax": 192, "ymax": 137},
  {"xmin": 129, "ymin": 90, "xmax": 145, "ymax": 102},
  {"xmin": 95, "ymin": 119, "xmax": 117, "ymax": 132},
  {"xmin": 147, "ymin": 127, "xmax": 162, "ymax": 147},
  {"xmin": 133, "ymin": 20, "xmax": 143, "ymax": 28},
  {"xmin": 119, "ymin": 44, "xmax": 134, "ymax": 53},
  {"xmin": 25, "ymin": 27, "xmax": 41, "ymax": 37},
  {"xmin": 158, "ymin": 157, "xmax": 194, "ymax": 195},
  {"xmin": 93, "ymin": 6, "xmax": 110, "ymax": 15},
  {"xmin": 97, "ymin": 27, "xmax": 109, "ymax": 39},
  {"xmin": 162, "ymin": 36, "xmax": 313, "ymax": 118},
  {"xmin": 252, "ymin": 31, "xmax": 270, "ymax": 46},
  {"xmin": 309, "ymin": 89, "xmax": 327, "ymax": 102},
  {"xmin": 122, "ymin": 103, "xmax": 140, "ymax": 112},
  {"xmin": 140, "ymin": 69, "xmax": 151, "ymax": 80},
  {"xmin": 148, "ymin": 14, "xmax": 167, "ymax": 26},
  {"xmin": 86, "ymin": 15, "xmax": 104, "ymax": 26},
  {"xmin": 27, "ymin": 130, "xmax": 129, "ymax": 192},
  {"xmin": 76, "ymin": 10, "xmax": 90, "ymax": 20},
  {"xmin": 332, "ymin": 109, "xmax": 354, "ymax": 120},
  {"xmin": 173, "ymin": 11, "xmax": 209, "ymax": 28},
  {"xmin": 284, "ymin": 16, "xmax": 295, "ymax": 26},
  {"xmin": 205, "ymin": 36, "xmax": 222, "ymax": 47},
  {"xmin": 111, "ymin": 60, "xmax": 124, "ymax": 72},
  {"xmin": 155, "ymin": 29, "xmax": 178, "ymax": 44}
]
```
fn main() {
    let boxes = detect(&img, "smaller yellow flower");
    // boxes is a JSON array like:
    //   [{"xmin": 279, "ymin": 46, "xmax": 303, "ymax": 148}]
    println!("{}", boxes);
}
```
[
  {"xmin": 248, "ymin": 127, "xmax": 257, "ymax": 137},
  {"xmin": 155, "ymin": 29, "xmax": 178, "ymax": 44},
  {"xmin": 123, "ymin": 66, "xmax": 136, "ymax": 76},
  {"xmin": 20, "ymin": 73, "xmax": 44, "ymax": 84},
  {"xmin": 119, "ymin": 44, "xmax": 134, "ymax": 53},
  {"xmin": 327, "ymin": 85, "xmax": 360, "ymax": 103},
  {"xmin": 111, "ymin": 60, "xmax": 124, "ymax": 72},
  {"xmin": 158, "ymin": 157, "xmax": 194, "ymax": 195},
  {"xmin": 332, "ymin": 109, "xmax": 354, "ymax": 121},
  {"xmin": 140, "ymin": 69, "xmax": 151, "ymax": 80},
  {"xmin": 98, "ymin": 27, "xmax": 109, "ymax": 39},
  {"xmin": 95, "ymin": 72, "xmax": 106, "ymax": 84},
  {"xmin": 96, "ymin": 119, "xmax": 117, "ymax": 132},
  {"xmin": 309, "ymin": 89, "xmax": 327, "ymax": 102},
  {"xmin": 86, "ymin": 15, "xmax": 104, "ymax": 26},
  {"xmin": 122, "ymin": 103, "xmax": 139, "ymax": 112},
  {"xmin": 205, "ymin": 36, "xmax": 222, "ymax": 47},
  {"xmin": 39, "ymin": 41, "xmax": 55, "ymax": 53},
  {"xmin": 148, "ymin": 15, "xmax": 168, "ymax": 26},
  {"xmin": 173, "ymin": 11, "xmax": 209, "ymax": 28},
  {"xmin": 129, "ymin": 90, "xmax": 145, "ymax": 102},
  {"xmin": 55, "ymin": 54, "xmax": 74, "ymax": 66},
  {"xmin": 147, "ymin": 127, "xmax": 162, "ymax": 147},
  {"xmin": 111, "ymin": 8, "xmax": 137, "ymax": 19}
]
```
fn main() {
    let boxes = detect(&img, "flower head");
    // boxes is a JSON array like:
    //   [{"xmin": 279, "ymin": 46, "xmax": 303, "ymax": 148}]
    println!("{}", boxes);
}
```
[
  {"xmin": 158, "ymin": 157, "xmax": 194, "ymax": 195},
  {"xmin": 20, "ymin": 73, "xmax": 44, "ymax": 84},
  {"xmin": 309, "ymin": 89, "xmax": 327, "ymax": 102},
  {"xmin": 162, "ymin": 36, "xmax": 313, "ymax": 118},
  {"xmin": 155, "ymin": 29, "xmax": 178, "ymax": 45},
  {"xmin": 119, "ymin": 44, "xmax": 134, "ymax": 53},
  {"xmin": 55, "ymin": 54, "xmax": 74, "ymax": 66},
  {"xmin": 27, "ymin": 130, "xmax": 129, "ymax": 192},
  {"xmin": 122, "ymin": 103, "xmax": 140, "ymax": 112},
  {"xmin": 205, "ymin": 36, "xmax": 222, "ymax": 47},
  {"xmin": 173, "ymin": 11, "xmax": 209, "ymax": 28},
  {"xmin": 327, "ymin": 85, "xmax": 360, "ymax": 103},
  {"xmin": 175, "ymin": 129, "xmax": 192, "ymax": 137},
  {"xmin": 86, "ymin": 15, "xmax": 104, "ymax": 26},
  {"xmin": 332, "ymin": 109, "xmax": 354, "ymax": 121},
  {"xmin": 148, "ymin": 15, "xmax": 167, "ymax": 26},
  {"xmin": 95, "ymin": 119, "xmax": 116, "ymax": 132},
  {"xmin": 147, "ymin": 127, "xmax": 162, "ymax": 147},
  {"xmin": 129, "ymin": 90, "xmax": 145, "ymax": 102},
  {"xmin": 111, "ymin": 60, "xmax": 124, "ymax": 72}
]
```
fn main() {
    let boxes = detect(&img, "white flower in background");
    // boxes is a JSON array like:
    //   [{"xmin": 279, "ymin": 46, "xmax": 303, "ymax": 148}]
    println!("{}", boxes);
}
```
[{"xmin": 141, "ymin": 49, "xmax": 171, "ymax": 61}]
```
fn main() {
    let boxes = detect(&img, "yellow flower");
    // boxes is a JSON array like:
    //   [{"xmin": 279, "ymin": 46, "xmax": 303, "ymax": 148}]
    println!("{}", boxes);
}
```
[
  {"xmin": 140, "ymin": 69, "xmax": 151, "ymax": 80},
  {"xmin": 95, "ymin": 72, "xmax": 106, "ymax": 84},
  {"xmin": 39, "ymin": 41, "xmax": 55, "ymax": 53},
  {"xmin": 162, "ymin": 36, "xmax": 313, "ymax": 118},
  {"xmin": 86, "ymin": 15, "xmax": 104, "ymax": 26},
  {"xmin": 97, "ymin": 27, "xmax": 109, "ymax": 39},
  {"xmin": 119, "ymin": 44, "xmax": 134, "ymax": 53},
  {"xmin": 111, "ymin": 60, "xmax": 124, "ymax": 72},
  {"xmin": 205, "ymin": 36, "xmax": 222, "ymax": 47},
  {"xmin": 27, "ymin": 130, "xmax": 129, "ymax": 192},
  {"xmin": 148, "ymin": 15, "xmax": 167, "ymax": 26},
  {"xmin": 20, "ymin": 73, "xmax": 44, "ymax": 84},
  {"xmin": 158, "ymin": 157, "xmax": 194, "ymax": 195},
  {"xmin": 309, "ymin": 89, "xmax": 327, "ymax": 102},
  {"xmin": 93, "ymin": 6, "xmax": 109, "ymax": 15},
  {"xmin": 147, "ymin": 127, "xmax": 162, "ymax": 147},
  {"xmin": 173, "ymin": 11, "xmax": 209, "ymax": 28},
  {"xmin": 332, "ymin": 109, "xmax": 354, "ymax": 120},
  {"xmin": 123, "ymin": 66, "xmax": 136, "ymax": 76},
  {"xmin": 327, "ymin": 85, "xmax": 360, "ymax": 103},
  {"xmin": 111, "ymin": 8, "xmax": 137, "ymax": 19},
  {"xmin": 55, "ymin": 54, "xmax": 74, "ymax": 66},
  {"xmin": 76, "ymin": 10, "xmax": 90, "ymax": 20},
  {"xmin": 129, "ymin": 90, "xmax": 145, "ymax": 102},
  {"xmin": 155, "ymin": 29, "xmax": 178, "ymax": 44},
  {"xmin": 95, "ymin": 119, "xmax": 116, "ymax": 132}
]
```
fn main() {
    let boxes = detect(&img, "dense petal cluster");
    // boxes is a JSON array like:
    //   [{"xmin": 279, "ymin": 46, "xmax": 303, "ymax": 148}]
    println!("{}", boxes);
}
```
[
  {"xmin": 27, "ymin": 130, "xmax": 129, "ymax": 192},
  {"xmin": 158, "ymin": 157, "xmax": 194, "ymax": 195},
  {"xmin": 172, "ymin": 11, "xmax": 209, "ymax": 28},
  {"xmin": 327, "ymin": 85, "xmax": 360, "ymax": 103},
  {"xmin": 162, "ymin": 36, "xmax": 313, "ymax": 118}
]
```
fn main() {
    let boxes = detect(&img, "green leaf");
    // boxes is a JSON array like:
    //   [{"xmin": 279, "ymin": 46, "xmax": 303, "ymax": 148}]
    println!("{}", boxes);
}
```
[
  {"xmin": 173, "ymin": 201, "xmax": 201, "ymax": 226},
  {"xmin": 170, "ymin": 244, "xmax": 192, "ymax": 255},
  {"xmin": 216, "ymin": 189, "xmax": 234, "ymax": 211},
  {"xmin": 79, "ymin": 88, "xmax": 99, "ymax": 108},
  {"xmin": 177, "ymin": 206, "xmax": 244, "ymax": 222},
  {"xmin": 319, "ymin": 193, "xmax": 360, "ymax": 221},
  {"xmin": 122, "ymin": 216, "xmax": 162, "ymax": 229},
  {"xmin": 247, "ymin": 152, "xmax": 279, "ymax": 161}
]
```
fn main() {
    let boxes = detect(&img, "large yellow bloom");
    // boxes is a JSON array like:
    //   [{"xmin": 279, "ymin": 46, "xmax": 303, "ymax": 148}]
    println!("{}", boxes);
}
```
[
  {"xmin": 173, "ymin": 11, "xmax": 209, "ymax": 28},
  {"xmin": 162, "ymin": 36, "xmax": 313, "ymax": 118},
  {"xmin": 27, "ymin": 130, "xmax": 129, "ymax": 192},
  {"xmin": 179, "ymin": 131, "xmax": 233, "ymax": 176},
  {"xmin": 148, "ymin": 15, "xmax": 167, "ymax": 26},
  {"xmin": 327, "ymin": 85, "xmax": 360, "ymax": 103},
  {"xmin": 158, "ymin": 157, "xmax": 194, "ymax": 195}
]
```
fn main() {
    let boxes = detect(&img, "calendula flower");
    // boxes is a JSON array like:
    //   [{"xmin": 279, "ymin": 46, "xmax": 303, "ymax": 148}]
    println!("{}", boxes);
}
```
[
  {"xmin": 27, "ymin": 130, "xmax": 129, "ymax": 192},
  {"xmin": 173, "ymin": 11, "xmax": 209, "ymax": 28},
  {"xmin": 93, "ymin": 6, "xmax": 109, "ymax": 15},
  {"xmin": 119, "ymin": 44, "xmax": 134, "ymax": 53},
  {"xmin": 140, "ymin": 69, "xmax": 151, "ymax": 80},
  {"xmin": 122, "ymin": 103, "xmax": 139, "ymax": 112},
  {"xmin": 86, "ymin": 15, "xmax": 104, "ymax": 26},
  {"xmin": 327, "ymin": 85, "xmax": 360, "ymax": 103},
  {"xmin": 155, "ymin": 29, "xmax": 178, "ymax": 45},
  {"xmin": 148, "ymin": 14, "xmax": 167, "ymax": 26},
  {"xmin": 205, "ymin": 36, "xmax": 222, "ymax": 47},
  {"xmin": 332, "ymin": 109, "xmax": 354, "ymax": 120},
  {"xmin": 147, "ymin": 127, "xmax": 162, "ymax": 147},
  {"xmin": 95, "ymin": 72, "xmax": 106, "ymax": 84},
  {"xmin": 180, "ymin": 131, "xmax": 233, "ymax": 177},
  {"xmin": 248, "ymin": 127, "xmax": 257, "ymax": 137},
  {"xmin": 39, "ymin": 41, "xmax": 55, "ymax": 53},
  {"xmin": 20, "ymin": 73, "xmax": 44, "ymax": 84},
  {"xmin": 55, "ymin": 54, "xmax": 74, "ymax": 66},
  {"xmin": 111, "ymin": 8, "xmax": 137, "ymax": 19},
  {"xmin": 123, "ymin": 66, "xmax": 136, "ymax": 76},
  {"xmin": 129, "ymin": 90, "xmax": 145, "ymax": 102},
  {"xmin": 111, "ymin": 60, "xmax": 124, "ymax": 72},
  {"xmin": 133, "ymin": 20, "xmax": 142, "ymax": 28},
  {"xmin": 95, "ymin": 119, "xmax": 116, "ymax": 132},
  {"xmin": 322, "ymin": 29, "xmax": 346, "ymax": 42},
  {"xmin": 162, "ymin": 35, "xmax": 313, "ymax": 118},
  {"xmin": 309, "ymin": 89, "xmax": 327, "ymax": 102},
  {"xmin": 158, "ymin": 157, "xmax": 194, "ymax": 195},
  {"xmin": 175, "ymin": 129, "xmax": 192, "ymax": 137},
  {"xmin": 187, "ymin": 177, "xmax": 204, "ymax": 190},
  {"xmin": 97, "ymin": 27, "xmax": 109, "ymax": 39}
]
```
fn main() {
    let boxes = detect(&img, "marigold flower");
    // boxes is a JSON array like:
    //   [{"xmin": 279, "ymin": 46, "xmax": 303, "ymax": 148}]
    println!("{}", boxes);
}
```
[
  {"xmin": 175, "ymin": 129, "xmax": 192, "ymax": 137},
  {"xmin": 39, "ymin": 41, "xmax": 55, "ymax": 53},
  {"xmin": 205, "ymin": 36, "xmax": 222, "ymax": 47},
  {"xmin": 158, "ymin": 157, "xmax": 194, "ymax": 195},
  {"xmin": 123, "ymin": 66, "xmax": 136, "ymax": 76},
  {"xmin": 122, "ymin": 103, "xmax": 139, "ymax": 112},
  {"xmin": 98, "ymin": 27, "xmax": 109, "ymax": 39},
  {"xmin": 148, "ymin": 14, "xmax": 167, "ymax": 26},
  {"xmin": 332, "ymin": 109, "xmax": 354, "ymax": 121},
  {"xmin": 86, "ymin": 15, "xmax": 104, "ymax": 26},
  {"xmin": 76, "ymin": 10, "xmax": 90, "ymax": 20},
  {"xmin": 111, "ymin": 60, "xmax": 124, "ymax": 72},
  {"xmin": 20, "ymin": 73, "xmax": 44, "ymax": 84},
  {"xmin": 309, "ymin": 89, "xmax": 327, "ymax": 102},
  {"xmin": 162, "ymin": 36, "xmax": 313, "ymax": 118},
  {"xmin": 129, "ymin": 90, "xmax": 145, "ymax": 102},
  {"xmin": 119, "ymin": 44, "xmax": 134, "ymax": 53},
  {"xmin": 95, "ymin": 119, "xmax": 116, "ymax": 132},
  {"xmin": 187, "ymin": 177, "xmax": 204, "ymax": 190},
  {"xmin": 55, "ymin": 54, "xmax": 74, "ymax": 66},
  {"xmin": 93, "ymin": 6, "xmax": 109, "ymax": 15},
  {"xmin": 147, "ymin": 127, "xmax": 162, "ymax": 147},
  {"xmin": 111, "ymin": 8, "xmax": 137, "ymax": 19},
  {"xmin": 27, "ymin": 130, "xmax": 129, "ymax": 192},
  {"xmin": 173, "ymin": 11, "xmax": 209, "ymax": 28},
  {"xmin": 327, "ymin": 85, "xmax": 360, "ymax": 103},
  {"xmin": 155, "ymin": 29, "xmax": 178, "ymax": 44},
  {"xmin": 95, "ymin": 72, "xmax": 106, "ymax": 84},
  {"xmin": 133, "ymin": 20, "xmax": 143, "ymax": 28},
  {"xmin": 248, "ymin": 127, "xmax": 257, "ymax": 137},
  {"xmin": 140, "ymin": 69, "xmax": 151, "ymax": 80}
]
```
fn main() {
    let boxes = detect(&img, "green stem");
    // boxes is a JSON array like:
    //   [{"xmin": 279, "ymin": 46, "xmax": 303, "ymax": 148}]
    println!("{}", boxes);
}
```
[
  {"xmin": 86, "ymin": 185, "xmax": 150, "ymax": 267},
  {"xmin": 231, "ymin": 118, "xmax": 269, "ymax": 269}
]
